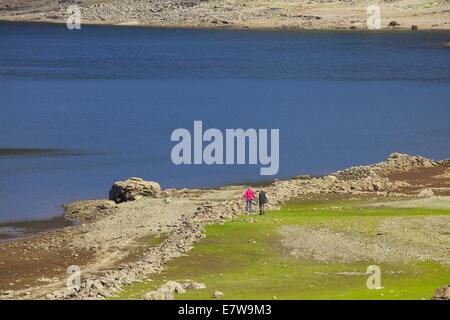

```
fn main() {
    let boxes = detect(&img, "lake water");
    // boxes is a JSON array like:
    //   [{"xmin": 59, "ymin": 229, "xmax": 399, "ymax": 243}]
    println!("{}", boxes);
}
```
[{"xmin": 0, "ymin": 22, "xmax": 449, "ymax": 223}]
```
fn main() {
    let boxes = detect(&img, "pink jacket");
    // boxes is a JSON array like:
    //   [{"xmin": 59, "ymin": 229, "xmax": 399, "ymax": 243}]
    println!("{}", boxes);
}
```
[{"xmin": 243, "ymin": 188, "xmax": 256, "ymax": 201}]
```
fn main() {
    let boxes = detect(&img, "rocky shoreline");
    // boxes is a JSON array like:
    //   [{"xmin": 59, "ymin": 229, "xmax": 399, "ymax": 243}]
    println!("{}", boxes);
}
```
[
  {"xmin": 0, "ymin": 152, "xmax": 449, "ymax": 300},
  {"xmin": 1, "ymin": 0, "xmax": 450, "ymax": 31}
]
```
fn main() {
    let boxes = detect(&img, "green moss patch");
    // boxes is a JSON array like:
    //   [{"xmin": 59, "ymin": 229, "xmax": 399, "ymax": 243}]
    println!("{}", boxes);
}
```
[{"xmin": 112, "ymin": 200, "xmax": 449, "ymax": 300}]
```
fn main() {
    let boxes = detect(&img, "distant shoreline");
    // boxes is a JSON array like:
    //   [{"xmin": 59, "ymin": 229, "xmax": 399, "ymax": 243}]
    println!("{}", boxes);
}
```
[
  {"xmin": 1, "ymin": 17, "xmax": 450, "ymax": 32},
  {"xmin": 0, "ymin": 147, "xmax": 80, "ymax": 157},
  {"xmin": 2, "ymin": 0, "xmax": 450, "ymax": 32}
]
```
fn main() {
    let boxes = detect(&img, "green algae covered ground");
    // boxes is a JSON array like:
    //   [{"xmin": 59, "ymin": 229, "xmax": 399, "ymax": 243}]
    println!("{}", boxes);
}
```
[{"xmin": 112, "ymin": 198, "xmax": 450, "ymax": 300}]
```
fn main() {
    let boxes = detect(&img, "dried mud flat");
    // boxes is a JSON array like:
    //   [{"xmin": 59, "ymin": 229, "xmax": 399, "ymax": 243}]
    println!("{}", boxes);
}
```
[
  {"xmin": 368, "ymin": 196, "xmax": 450, "ymax": 210},
  {"xmin": 0, "ymin": 0, "xmax": 449, "ymax": 30},
  {"xmin": 0, "ymin": 152, "xmax": 449, "ymax": 299},
  {"xmin": 280, "ymin": 213, "xmax": 450, "ymax": 265}
]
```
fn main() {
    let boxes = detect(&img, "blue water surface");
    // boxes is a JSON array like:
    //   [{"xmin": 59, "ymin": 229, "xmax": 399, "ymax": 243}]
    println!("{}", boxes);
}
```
[{"xmin": 0, "ymin": 22, "xmax": 449, "ymax": 222}]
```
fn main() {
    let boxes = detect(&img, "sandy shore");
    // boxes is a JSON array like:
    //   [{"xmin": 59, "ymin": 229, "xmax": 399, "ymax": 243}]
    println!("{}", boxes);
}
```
[
  {"xmin": 1, "ymin": 0, "xmax": 449, "ymax": 30},
  {"xmin": 0, "ymin": 152, "xmax": 449, "ymax": 299}
]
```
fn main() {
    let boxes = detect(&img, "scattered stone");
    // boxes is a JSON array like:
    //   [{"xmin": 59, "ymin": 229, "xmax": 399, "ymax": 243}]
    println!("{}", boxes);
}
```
[
  {"xmin": 143, "ymin": 290, "xmax": 174, "ymax": 300},
  {"xmin": 212, "ymin": 291, "xmax": 224, "ymax": 298},
  {"xmin": 1, "ymin": 290, "xmax": 13, "ymax": 296},
  {"xmin": 437, "ymin": 158, "xmax": 450, "ymax": 166},
  {"xmin": 388, "ymin": 21, "xmax": 400, "ymax": 28},
  {"xmin": 417, "ymin": 188, "xmax": 434, "ymax": 197},
  {"xmin": 185, "ymin": 281, "xmax": 206, "ymax": 290},
  {"xmin": 334, "ymin": 153, "xmax": 435, "ymax": 182},
  {"xmin": 92, "ymin": 280, "xmax": 104, "ymax": 291},
  {"xmin": 292, "ymin": 175, "xmax": 312, "ymax": 180},
  {"xmin": 432, "ymin": 284, "xmax": 450, "ymax": 300},
  {"xmin": 160, "ymin": 280, "xmax": 186, "ymax": 294}
]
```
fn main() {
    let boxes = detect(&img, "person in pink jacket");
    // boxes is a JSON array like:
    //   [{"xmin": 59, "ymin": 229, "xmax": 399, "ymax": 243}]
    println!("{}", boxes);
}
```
[{"xmin": 243, "ymin": 187, "xmax": 256, "ymax": 212}]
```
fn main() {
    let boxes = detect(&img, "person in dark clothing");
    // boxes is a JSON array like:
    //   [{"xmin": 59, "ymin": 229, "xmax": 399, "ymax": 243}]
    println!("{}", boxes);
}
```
[{"xmin": 258, "ymin": 190, "xmax": 268, "ymax": 215}]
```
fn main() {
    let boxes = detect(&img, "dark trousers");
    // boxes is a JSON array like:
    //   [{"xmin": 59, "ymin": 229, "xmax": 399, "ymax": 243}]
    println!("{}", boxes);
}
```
[
  {"xmin": 259, "ymin": 203, "xmax": 265, "ymax": 215},
  {"xmin": 246, "ymin": 200, "xmax": 253, "ymax": 212}
]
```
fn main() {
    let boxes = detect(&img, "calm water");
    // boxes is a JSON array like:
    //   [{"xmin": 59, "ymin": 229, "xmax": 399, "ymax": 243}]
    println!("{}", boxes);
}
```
[{"xmin": 0, "ymin": 22, "xmax": 449, "ymax": 223}]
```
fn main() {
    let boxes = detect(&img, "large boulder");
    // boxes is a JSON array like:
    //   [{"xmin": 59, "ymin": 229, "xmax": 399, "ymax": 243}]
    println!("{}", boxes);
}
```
[
  {"xmin": 109, "ymin": 177, "xmax": 161, "ymax": 203},
  {"xmin": 432, "ymin": 284, "xmax": 450, "ymax": 300}
]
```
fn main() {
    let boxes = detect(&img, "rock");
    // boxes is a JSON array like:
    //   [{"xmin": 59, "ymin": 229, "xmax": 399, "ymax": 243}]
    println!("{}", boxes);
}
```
[
  {"xmin": 333, "ymin": 166, "xmax": 372, "ymax": 181},
  {"xmin": 411, "ymin": 25, "xmax": 418, "ymax": 30},
  {"xmin": 292, "ymin": 175, "xmax": 312, "ymax": 180},
  {"xmin": 185, "ymin": 281, "xmax": 206, "ymax": 290},
  {"xmin": 143, "ymin": 290, "xmax": 174, "ymax": 300},
  {"xmin": 432, "ymin": 284, "xmax": 450, "ymax": 300},
  {"xmin": 109, "ymin": 178, "xmax": 161, "ymax": 203},
  {"xmin": 417, "ymin": 188, "xmax": 434, "ymax": 198},
  {"xmin": 444, "ymin": 42, "xmax": 450, "ymax": 48},
  {"xmin": 383, "ymin": 153, "xmax": 435, "ymax": 171},
  {"xmin": 388, "ymin": 21, "xmax": 400, "ymax": 27},
  {"xmin": 92, "ymin": 280, "xmax": 104, "ymax": 291},
  {"xmin": 212, "ymin": 291, "xmax": 224, "ymax": 298},
  {"xmin": 437, "ymin": 158, "xmax": 450, "ymax": 167},
  {"xmin": 372, "ymin": 180, "xmax": 383, "ymax": 191},
  {"xmin": 0, "ymin": 290, "xmax": 12, "ymax": 296},
  {"xmin": 160, "ymin": 280, "xmax": 186, "ymax": 294},
  {"xmin": 50, "ymin": 291, "xmax": 64, "ymax": 299}
]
